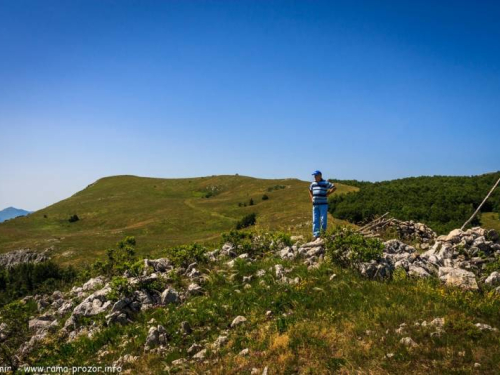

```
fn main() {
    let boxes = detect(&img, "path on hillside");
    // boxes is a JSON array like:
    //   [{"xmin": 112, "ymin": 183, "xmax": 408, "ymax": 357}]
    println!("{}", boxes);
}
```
[{"xmin": 183, "ymin": 198, "xmax": 237, "ymax": 222}]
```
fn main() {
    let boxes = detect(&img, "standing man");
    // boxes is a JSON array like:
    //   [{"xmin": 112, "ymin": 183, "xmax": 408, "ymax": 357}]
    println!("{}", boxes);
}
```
[{"xmin": 309, "ymin": 170, "xmax": 336, "ymax": 239}]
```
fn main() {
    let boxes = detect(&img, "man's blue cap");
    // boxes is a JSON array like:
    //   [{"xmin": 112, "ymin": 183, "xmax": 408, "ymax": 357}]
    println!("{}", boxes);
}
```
[{"xmin": 312, "ymin": 170, "xmax": 322, "ymax": 176}]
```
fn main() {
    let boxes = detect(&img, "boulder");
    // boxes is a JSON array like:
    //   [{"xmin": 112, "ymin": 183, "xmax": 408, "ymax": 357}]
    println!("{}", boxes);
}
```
[
  {"xmin": 439, "ymin": 267, "xmax": 478, "ymax": 290},
  {"xmin": 445, "ymin": 229, "xmax": 463, "ymax": 243},
  {"xmin": 82, "ymin": 276, "xmax": 106, "ymax": 291},
  {"xmin": 72, "ymin": 285, "xmax": 112, "ymax": 317},
  {"xmin": 485, "ymin": 271, "xmax": 500, "ymax": 286},
  {"xmin": 29, "ymin": 315, "xmax": 55, "ymax": 331},
  {"xmin": 160, "ymin": 287, "xmax": 180, "ymax": 304}
]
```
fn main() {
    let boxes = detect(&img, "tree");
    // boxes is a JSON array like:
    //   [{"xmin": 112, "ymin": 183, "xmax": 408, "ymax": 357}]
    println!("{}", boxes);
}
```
[
  {"xmin": 235, "ymin": 213, "xmax": 257, "ymax": 229},
  {"xmin": 68, "ymin": 214, "xmax": 79, "ymax": 223}
]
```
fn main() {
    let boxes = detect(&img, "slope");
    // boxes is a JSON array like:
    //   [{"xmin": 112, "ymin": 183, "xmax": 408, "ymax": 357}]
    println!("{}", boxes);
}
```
[{"xmin": 0, "ymin": 175, "xmax": 356, "ymax": 266}]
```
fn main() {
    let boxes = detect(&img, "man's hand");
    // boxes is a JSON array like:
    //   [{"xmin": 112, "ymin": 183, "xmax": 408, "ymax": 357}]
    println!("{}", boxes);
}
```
[{"xmin": 326, "ymin": 186, "xmax": 337, "ymax": 197}]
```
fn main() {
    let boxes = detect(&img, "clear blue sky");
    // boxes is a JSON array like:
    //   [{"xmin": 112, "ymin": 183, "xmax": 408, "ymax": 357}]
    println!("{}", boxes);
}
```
[{"xmin": 1, "ymin": 0, "xmax": 499, "ymax": 211}]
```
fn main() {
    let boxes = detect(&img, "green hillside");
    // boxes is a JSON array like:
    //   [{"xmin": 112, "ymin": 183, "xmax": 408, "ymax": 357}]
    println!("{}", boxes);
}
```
[{"xmin": 0, "ymin": 175, "xmax": 356, "ymax": 266}]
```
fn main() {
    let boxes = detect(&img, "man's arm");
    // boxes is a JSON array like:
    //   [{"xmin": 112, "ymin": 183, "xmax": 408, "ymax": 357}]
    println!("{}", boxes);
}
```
[
  {"xmin": 309, "ymin": 189, "xmax": 314, "ymax": 202},
  {"xmin": 326, "ymin": 183, "xmax": 337, "ymax": 197}
]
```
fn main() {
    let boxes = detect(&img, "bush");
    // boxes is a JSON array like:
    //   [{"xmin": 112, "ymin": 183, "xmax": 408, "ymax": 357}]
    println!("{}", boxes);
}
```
[
  {"xmin": 107, "ymin": 276, "xmax": 133, "ymax": 301},
  {"xmin": 267, "ymin": 185, "xmax": 286, "ymax": 192},
  {"xmin": 165, "ymin": 243, "xmax": 207, "ymax": 268},
  {"xmin": 0, "ymin": 299, "xmax": 38, "ymax": 370},
  {"xmin": 220, "ymin": 229, "xmax": 292, "ymax": 257},
  {"xmin": 92, "ymin": 236, "xmax": 138, "ymax": 277},
  {"xmin": 235, "ymin": 213, "xmax": 257, "ymax": 229},
  {"xmin": 68, "ymin": 214, "xmax": 79, "ymax": 223},
  {"xmin": 249, "ymin": 198, "xmax": 254, "ymax": 206},
  {"xmin": 0, "ymin": 262, "xmax": 78, "ymax": 307},
  {"xmin": 324, "ymin": 226, "xmax": 384, "ymax": 268},
  {"xmin": 262, "ymin": 194, "xmax": 269, "ymax": 200}
]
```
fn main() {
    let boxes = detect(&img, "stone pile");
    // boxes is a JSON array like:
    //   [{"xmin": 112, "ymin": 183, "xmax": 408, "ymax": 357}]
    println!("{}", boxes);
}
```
[
  {"xmin": 358, "ymin": 227, "xmax": 500, "ymax": 291},
  {"xmin": 360, "ymin": 217, "xmax": 437, "ymax": 247}
]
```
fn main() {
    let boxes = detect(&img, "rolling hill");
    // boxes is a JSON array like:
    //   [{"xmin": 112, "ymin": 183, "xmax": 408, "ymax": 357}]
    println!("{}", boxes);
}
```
[{"xmin": 0, "ymin": 175, "xmax": 356, "ymax": 266}]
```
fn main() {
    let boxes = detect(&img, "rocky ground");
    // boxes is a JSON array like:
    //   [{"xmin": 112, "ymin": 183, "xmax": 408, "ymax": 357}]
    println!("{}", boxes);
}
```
[{"xmin": 1, "ymin": 224, "xmax": 500, "ymax": 373}]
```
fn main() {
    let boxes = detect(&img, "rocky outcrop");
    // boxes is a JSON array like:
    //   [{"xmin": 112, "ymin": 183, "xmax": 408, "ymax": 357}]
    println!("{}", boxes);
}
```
[
  {"xmin": 0, "ymin": 248, "xmax": 50, "ymax": 268},
  {"xmin": 144, "ymin": 325, "xmax": 168, "ymax": 351},
  {"xmin": 355, "ymin": 227, "xmax": 500, "ymax": 290}
]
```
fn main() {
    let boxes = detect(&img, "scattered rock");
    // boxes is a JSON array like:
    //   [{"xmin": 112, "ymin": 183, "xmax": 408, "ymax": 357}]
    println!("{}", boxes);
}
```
[
  {"xmin": 485, "ymin": 271, "xmax": 500, "ymax": 286},
  {"xmin": 193, "ymin": 348, "xmax": 207, "ymax": 360},
  {"xmin": 188, "ymin": 343, "xmax": 203, "ymax": 355},
  {"xmin": 231, "ymin": 315, "xmax": 247, "ymax": 328},
  {"xmin": 212, "ymin": 335, "xmax": 228, "ymax": 350},
  {"xmin": 161, "ymin": 287, "xmax": 180, "ymax": 304},
  {"xmin": 187, "ymin": 283, "xmax": 204, "ymax": 296},
  {"xmin": 399, "ymin": 337, "xmax": 419, "ymax": 348}
]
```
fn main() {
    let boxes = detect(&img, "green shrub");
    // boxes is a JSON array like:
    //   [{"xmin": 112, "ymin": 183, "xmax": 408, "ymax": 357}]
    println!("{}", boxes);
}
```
[
  {"xmin": 485, "ymin": 257, "xmax": 500, "ymax": 274},
  {"xmin": 267, "ymin": 184, "xmax": 286, "ymax": 192},
  {"xmin": 107, "ymin": 276, "xmax": 133, "ymax": 301},
  {"xmin": 220, "ymin": 230, "xmax": 292, "ymax": 257},
  {"xmin": 0, "ymin": 262, "xmax": 78, "ymax": 307},
  {"xmin": 324, "ymin": 226, "xmax": 384, "ymax": 268},
  {"xmin": 0, "ymin": 299, "xmax": 38, "ymax": 369},
  {"xmin": 68, "ymin": 214, "xmax": 79, "ymax": 223},
  {"xmin": 92, "ymin": 236, "xmax": 138, "ymax": 277},
  {"xmin": 235, "ymin": 213, "xmax": 257, "ymax": 229},
  {"xmin": 164, "ymin": 243, "xmax": 207, "ymax": 268}
]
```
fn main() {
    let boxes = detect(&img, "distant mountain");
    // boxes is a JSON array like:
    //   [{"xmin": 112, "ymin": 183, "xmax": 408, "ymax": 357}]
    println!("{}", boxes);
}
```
[{"xmin": 0, "ymin": 207, "xmax": 32, "ymax": 223}]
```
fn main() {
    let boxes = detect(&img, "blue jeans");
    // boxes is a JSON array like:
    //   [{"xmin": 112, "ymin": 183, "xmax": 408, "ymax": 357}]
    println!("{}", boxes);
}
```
[{"xmin": 312, "ymin": 204, "xmax": 328, "ymax": 237}]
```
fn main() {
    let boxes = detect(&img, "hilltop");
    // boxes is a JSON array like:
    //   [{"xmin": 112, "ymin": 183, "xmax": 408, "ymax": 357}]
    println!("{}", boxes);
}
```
[{"xmin": 0, "ymin": 175, "xmax": 356, "ymax": 266}]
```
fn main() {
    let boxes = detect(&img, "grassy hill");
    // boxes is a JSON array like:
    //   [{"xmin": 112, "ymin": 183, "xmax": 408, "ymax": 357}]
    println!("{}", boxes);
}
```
[{"xmin": 0, "ymin": 175, "xmax": 356, "ymax": 266}]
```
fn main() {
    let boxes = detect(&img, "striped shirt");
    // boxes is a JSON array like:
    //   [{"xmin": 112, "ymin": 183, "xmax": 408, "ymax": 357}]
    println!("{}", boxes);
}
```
[{"xmin": 309, "ymin": 179, "xmax": 335, "ymax": 205}]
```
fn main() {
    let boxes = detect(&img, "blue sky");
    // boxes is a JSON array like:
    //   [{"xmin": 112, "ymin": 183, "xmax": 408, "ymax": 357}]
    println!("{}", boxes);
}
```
[{"xmin": 1, "ymin": 0, "xmax": 499, "ymax": 211}]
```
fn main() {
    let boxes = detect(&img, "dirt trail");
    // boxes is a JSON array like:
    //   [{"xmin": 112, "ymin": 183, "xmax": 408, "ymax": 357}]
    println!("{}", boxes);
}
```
[{"xmin": 183, "ymin": 198, "xmax": 236, "ymax": 222}]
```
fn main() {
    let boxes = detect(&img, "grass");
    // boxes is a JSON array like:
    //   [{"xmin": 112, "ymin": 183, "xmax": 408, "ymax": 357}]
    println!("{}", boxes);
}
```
[
  {"xmin": 25, "ymin": 251, "xmax": 500, "ymax": 374},
  {"xmin": 0, "ymin": 175, "xmax": 357, "ymax": 268},
  {"xmin": 481, "ymin": 212, "xmax": 500, "ymax": 232}
]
